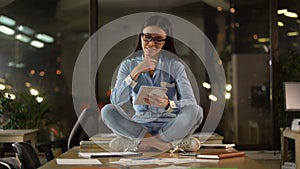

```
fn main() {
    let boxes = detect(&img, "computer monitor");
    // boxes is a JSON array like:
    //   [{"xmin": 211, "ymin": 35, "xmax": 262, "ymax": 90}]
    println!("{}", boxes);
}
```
[{"xmin": 284, "ymin": 82, "xmax": 300, "ymax": 111}]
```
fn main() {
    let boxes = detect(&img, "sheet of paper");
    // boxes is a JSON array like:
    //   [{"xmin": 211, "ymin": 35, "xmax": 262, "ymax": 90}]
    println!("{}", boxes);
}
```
[
  {"xmin": 78, "ymin": 152, "xmax": 142, "ymax": 158},
  {"xmin": 109, "ymin": 158, "xmax": 217, "ymax": 166},
  {"xmin": 56, "ymin": 158, "xmax": 102, "ymax": 165}
]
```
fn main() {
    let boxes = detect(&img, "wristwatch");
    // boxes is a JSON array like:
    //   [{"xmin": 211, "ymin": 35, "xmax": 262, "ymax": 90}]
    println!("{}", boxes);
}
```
[
  {"xmin": 165, "ymin": 100, "xmax": 176, "ymax": 113},
  {"xmin": 124, "ymin": 75, "xmax": 137, "ymax": 88}
]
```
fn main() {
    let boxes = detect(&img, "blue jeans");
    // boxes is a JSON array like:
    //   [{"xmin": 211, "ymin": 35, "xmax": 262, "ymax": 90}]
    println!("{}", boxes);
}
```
[{"xmin": 101, "ymin": 104, "xmax": 203, "ymax": 144}]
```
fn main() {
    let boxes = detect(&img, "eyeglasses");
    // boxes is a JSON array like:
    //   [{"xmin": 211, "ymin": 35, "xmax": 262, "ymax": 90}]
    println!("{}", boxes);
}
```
[{"xmin": 141, "ymin": 33, "xmax": 166, "ymax": 45}]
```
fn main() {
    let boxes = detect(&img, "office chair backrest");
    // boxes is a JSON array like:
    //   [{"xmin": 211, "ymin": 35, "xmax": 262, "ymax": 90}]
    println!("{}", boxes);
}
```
[
  {"xmin": 12, "ymin": 142, "xmax": 41, "ymax": 169},
  {"xmin": 67, "ymin": 107, "xmax": 98, "ymax": 150},
  {"xmin": 0, "ymin": 159, "xmax": 18, "ymax": 169}
]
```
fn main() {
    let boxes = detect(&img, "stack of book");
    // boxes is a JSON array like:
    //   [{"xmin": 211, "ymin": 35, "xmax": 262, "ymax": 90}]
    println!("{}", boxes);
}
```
[
  {"xmin": 282, "ymin": 162, "xmax": 296, "ymax": 169},
  {"xmin": 196, "ymin": 149, "xmax": 244, "ymax": 159},
  {"xmin": 79, "ymin": 140, "xmax": 110, "ymax": 152}
]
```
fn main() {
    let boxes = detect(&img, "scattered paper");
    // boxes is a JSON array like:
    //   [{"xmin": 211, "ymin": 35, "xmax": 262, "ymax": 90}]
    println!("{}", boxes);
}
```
[
  {"xmin": 110, "ymin": 158, "xmax": 217, "ymax": 166},
  {"xmin": 56, "ymin": 158, "xmax": 102, "ymax": 165},
  {"xmin": 151, "ymin": 165, "xmax": 189, "ymax": 169}
]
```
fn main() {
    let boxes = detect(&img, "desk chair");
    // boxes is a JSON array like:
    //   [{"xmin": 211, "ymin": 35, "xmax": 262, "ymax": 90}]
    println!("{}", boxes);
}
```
[
  {"xmin": 36, "ymin": 107, "xmax": 99, "ymax": 161},
  {"xmin": 0, "ymin": 159, "xmax": 18, "ymax": 169},
  {"xmin": 11, "ymin": 142, "xmax": 40, "ymax": 169}
]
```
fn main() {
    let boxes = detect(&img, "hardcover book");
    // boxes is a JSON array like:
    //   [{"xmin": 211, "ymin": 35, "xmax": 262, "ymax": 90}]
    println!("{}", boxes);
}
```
[{"xmin": 196, "ymin": 149, "xmax": 244, "ymax": 159}]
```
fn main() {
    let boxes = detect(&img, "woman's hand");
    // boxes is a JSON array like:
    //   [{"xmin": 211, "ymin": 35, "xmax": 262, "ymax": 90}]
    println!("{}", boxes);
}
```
[
  {"xmin": 143, "ymin": 90, "xmax": 169, "ymax": 108},
  {"xmin": 130, "ymin": 58, "xmax": 157, "ymax": 81}
]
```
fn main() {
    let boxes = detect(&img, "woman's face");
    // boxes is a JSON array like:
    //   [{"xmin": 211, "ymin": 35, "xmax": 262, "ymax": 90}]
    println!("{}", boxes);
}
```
[{"xmin": 141, "ymin": 26, "xmax": 167, "ymax": 58}]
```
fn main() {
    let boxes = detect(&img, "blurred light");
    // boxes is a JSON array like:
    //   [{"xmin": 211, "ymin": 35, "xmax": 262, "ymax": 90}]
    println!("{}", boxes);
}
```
[
  {"xmin": 209, "ymin": 94, "xmax": 218, "ymax": 102},
  {"xmin": 202, "ymin": 82, "xmax": 211, "ymax": 89},
  {"xmin": 56, "ymin": 57, "xmax": 62, "ymax": 63},
  {"xmin": 30, "ymin": 69, "xmax": 35, "ymax": 75},
  {"xmin": 253, "ymin": 44, "xmax": 263, "ymax": 48},
  {"xmin": 225, "ymin": 92, "xmax": 231, "ymax": 99},
  {"xmin": 16, "ymin": 63, "xmax": 26, "ymax": 68},
  {"xmin": 234, "ymin": 22, "xmax": 240, "ymax": 28},
  {"xmin": 297, "ymin": 20, "xmax": 300, "ymax": 24},
  {"xmin": 5, "ymin": 85, "xmax": 12, "ymax": 90},
  {"xmin": 17, "ymin": 25, "xmax": 35, "ymax": 35},
  {"xmin": 36, "ymin": 96, "xmax": 43, "ymax": 103},
  {"xmin": 277, "ymin": 21, "xmax": 284, "ymax": 27},
  {"xmin": 253, "ymin": 34, "xmax": 258, "ymax": 40},
  {"xmin": 35, "ymin": 33, "xmax": 54, "ymax": 43},
  {"xmin": 284, "ymin": 11, "xmax": 298, "ymax": 18},
  {"xmin": 25, "ymin": 82, "xmax": 31, "ymax": 88},
  {"xmin": 30, "ymin": 88, "xmax": 39, "ymax": 96},
  {"xmin": 54, "ymin": 87, "xmax": 60, "ymax": 93},
  {"xmin": 277, "ymin": 9, "xmax": 288, "ymax": 15},
  {"xmin": 0, "ymin": 84, "xmax": 5, "ymax": 90},
  {"xmin": 0, "ymin": 78, "xmax": 5, "ymax": 83},
  {"xmin": 262, "ymin": 45, "xmax": 269, "ymax": 53},
  {"xmin": 287, "ymin": 31, "xmax": 298, "ymax": 37},
  {"xmin": 0, "ymin": 15, "xmax": 16, "ymax": 26},
  {"xmin": 39, "ymin": 71, "xmax": 45, "ymax": 77},
  {"xmin": 225, "ymin": 84, "xmax": 232, "ymax": 91},
  {"xmin": 4, "ymin": 93, "xmax": 16, "ymax": 100},
  {"xmin": 258, "ymin": 38, "xmax": 270, "ymax": 43},
  {"xmin": 30, "ymin": 40, "xmax": 44, "ymax": 48},
  {"xmin": 218, "ymin": 59, "xmax": 223, "ymax": 65},
  {"xmin": 7, "ymin": 61, "xmax": 16, "ymax": 67},
  {"xmin": 15, "ymin": 34, "xmax": 31, "ymax": 43},
  {"xmin": 0, "ymin": 25, "xmax": 15, "ymax": 35},
  {"xmin": 56, "ymin": 69, "xmax": 62, "ymax": 75},
  {"xmin": 217, "ymin": 6, "xmax": 223, "ymax": 12},
  {"xmin": 229, "ymin": 7, "xmax": 235, "ymax": 13}
]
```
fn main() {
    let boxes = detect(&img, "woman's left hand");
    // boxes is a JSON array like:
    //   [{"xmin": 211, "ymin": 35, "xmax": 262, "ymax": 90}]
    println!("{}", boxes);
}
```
[{"xmin": 143, "ymin": 90, "xmax": 169, "ymax": 108}]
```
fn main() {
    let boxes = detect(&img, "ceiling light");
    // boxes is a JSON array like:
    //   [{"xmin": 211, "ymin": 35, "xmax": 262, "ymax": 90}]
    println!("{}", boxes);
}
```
[
  {"xmin": 15, "ymin": 34, "xmax": 31, "ymax": 43},
  {"xmin": 30, "ymin": 88, "xmax": 39, "ymax": 96},
  {"xmin": 30, "ymin": 40, "xmax": 44, "ymax": 48},
  {"xmin": 0, "ymin": 25, "xmax": 15, "ymax": 35},
  {"xmin": 35, "ymin": 33, "xmax": 54, "ymax": 43},
  {"xmin": 16, "ymin": 63, "xmax": 26, "ymax": 68},
  {"xmin": 5, "ymin": 92, "xmax": 16, "ymax": 100},
  {"xmin": 258, "ymin": 37, "xmax": 270, "ymax": 43},
  {"xmin": 208, "ymin": 94, "xmax": 218, "ymax": 102},
  {"xmin": 287, "ymin": 31, "xmax": 298, "ymax": 37},
  {"xmin": 225, "ymin": 84, "xmax": 232, "ymax": 91},
  {"xmin": 0, "ymin": 84, "xmax": 5, "ymax": 90},
  {"xmin": 225, "ymin": 92, "xmax": 231, "ymax": 99},
  {"xmin": 17, "ymin": 25, "xmax": 35, "ymax": 35},
  {"xmin": 7, "ymin": 61, "xmax": 16, "ymax": 67},
  {"xmin": 202, "ymin": 82, "xmax": 211, "ymax": 89},
  {"xmin": 0, "ymin": 15, "xmax": 16, "ymax": 26},
  {"xmin": 277, "ymin": 9, "xmax": 288, "ymax": 15},
  {"xmin": 277, "ymin": 21, "xmax": 284, "ymax": 27},
  {"xmin": 284, "ymin": 11, "xmax": 298, "ymax": 18}
]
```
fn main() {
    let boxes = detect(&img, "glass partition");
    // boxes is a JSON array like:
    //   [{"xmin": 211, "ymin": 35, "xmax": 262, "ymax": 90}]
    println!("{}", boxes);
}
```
[{"xmin": 0, "ymin": 0, "xmax": 89, "ymax": 139}]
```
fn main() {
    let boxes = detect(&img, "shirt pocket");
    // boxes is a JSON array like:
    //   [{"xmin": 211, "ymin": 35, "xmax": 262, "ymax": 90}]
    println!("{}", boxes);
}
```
[{"xmin": 160, "ymin": 82, "xmax": 176, "ymax": 98}]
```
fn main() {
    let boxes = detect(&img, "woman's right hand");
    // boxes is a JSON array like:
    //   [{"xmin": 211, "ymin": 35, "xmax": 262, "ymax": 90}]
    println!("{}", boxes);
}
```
[{"xmin": 130, "ymin": 58, "xmax": 157, "ymax": 81}]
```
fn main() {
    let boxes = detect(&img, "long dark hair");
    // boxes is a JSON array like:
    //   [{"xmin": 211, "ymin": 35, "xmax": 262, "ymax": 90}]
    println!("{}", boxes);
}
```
[{"xmin": 134, "ymin": 15, "xmax": 178, "ymax": 56}]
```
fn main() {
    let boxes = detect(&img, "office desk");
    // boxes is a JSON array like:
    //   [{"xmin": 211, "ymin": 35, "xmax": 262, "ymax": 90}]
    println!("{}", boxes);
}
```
[
  {"xmin": 38, "ymin": 147, "xmax": 267, "ymax": 169},
  {"xmin": 281, "ymin": 128, "xmax": 300, "ymax": 169},
  {"xmin": 0, "ymin": 129, "xmax": 38, "ymax": 147}
]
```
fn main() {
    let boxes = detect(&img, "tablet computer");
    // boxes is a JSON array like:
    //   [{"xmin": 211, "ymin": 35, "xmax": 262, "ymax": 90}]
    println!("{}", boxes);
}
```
[{"xmin": 134, "ymin": 85, "xmax": 167, "ymax": 105}]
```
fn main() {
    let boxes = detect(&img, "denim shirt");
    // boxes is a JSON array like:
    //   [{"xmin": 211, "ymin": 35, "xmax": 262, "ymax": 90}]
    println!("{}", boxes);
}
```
[{"xmin": 110, "ymin": 53, "xmax": 197, "ymax": 123}]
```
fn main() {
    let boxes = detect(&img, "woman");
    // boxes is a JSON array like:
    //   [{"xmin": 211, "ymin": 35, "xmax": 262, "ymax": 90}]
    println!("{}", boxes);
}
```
[{"xmin": 101, "ymin": 15, "xmax": 203, "ymax": 152}]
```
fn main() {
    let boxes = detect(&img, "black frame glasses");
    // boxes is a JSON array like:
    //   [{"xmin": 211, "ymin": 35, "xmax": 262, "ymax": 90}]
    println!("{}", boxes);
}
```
[{"xmin": 141, "ymin": 33, "xmax": 166, "ymax": 45}]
